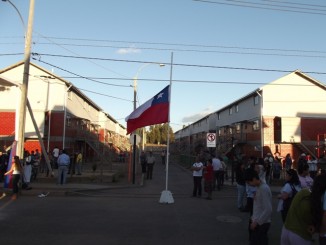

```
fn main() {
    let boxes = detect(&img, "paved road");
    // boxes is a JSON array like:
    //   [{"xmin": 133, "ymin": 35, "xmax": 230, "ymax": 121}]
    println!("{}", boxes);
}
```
[{"xmin": 0, "ymin": 162, "xmax": 284, "ymax": 245}]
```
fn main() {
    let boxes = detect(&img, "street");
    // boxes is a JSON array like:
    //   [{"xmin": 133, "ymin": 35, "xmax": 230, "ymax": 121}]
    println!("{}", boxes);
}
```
[{"xmin": 0, "ymin": 162, "xmax": 284, "ymax": 245}]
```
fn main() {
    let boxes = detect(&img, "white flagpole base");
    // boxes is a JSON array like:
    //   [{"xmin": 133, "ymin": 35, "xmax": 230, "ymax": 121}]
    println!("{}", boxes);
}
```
[{"xmin": 159, "ymin": 190, "xmax": 174, "ymax": 204}]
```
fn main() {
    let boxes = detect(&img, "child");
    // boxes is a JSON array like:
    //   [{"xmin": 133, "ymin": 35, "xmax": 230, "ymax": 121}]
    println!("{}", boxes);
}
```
[
  {"xmin": 244, "ymin": 168, "xmax": 272, "ymax": 245},
  {"xmin": 204, "ymin": 159, "xmax": 214, "ymax": 200}
]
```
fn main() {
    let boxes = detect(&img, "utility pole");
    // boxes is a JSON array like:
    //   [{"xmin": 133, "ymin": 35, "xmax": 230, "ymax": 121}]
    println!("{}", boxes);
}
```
[{"xmin": 16, "ymin": 0, "xmax": 35, "ymax": 158}]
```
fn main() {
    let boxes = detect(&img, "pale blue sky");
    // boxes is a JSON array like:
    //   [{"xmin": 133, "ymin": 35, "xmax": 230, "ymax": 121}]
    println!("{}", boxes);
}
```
[{"xmin": 1, "ymin": 0, "xmax": 326, "ymax": 132}]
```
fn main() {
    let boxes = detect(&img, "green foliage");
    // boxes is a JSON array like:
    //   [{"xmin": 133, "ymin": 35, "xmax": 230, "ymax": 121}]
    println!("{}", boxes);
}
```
[{"xmin": 146, "ymin": 124, "xmax": 174, "ymax": 144}]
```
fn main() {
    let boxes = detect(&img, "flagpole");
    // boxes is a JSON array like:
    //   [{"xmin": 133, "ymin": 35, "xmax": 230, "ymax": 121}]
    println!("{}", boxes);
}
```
[{"xmin": 159, "ymin": 52, "xmax": 174, "ymax": 204}]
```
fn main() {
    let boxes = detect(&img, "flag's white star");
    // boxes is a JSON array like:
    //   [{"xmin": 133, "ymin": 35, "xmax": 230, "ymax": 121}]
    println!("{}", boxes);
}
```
[{"xmin": 157, "ymin": 92, "xmax": 164, "ymax": 99}]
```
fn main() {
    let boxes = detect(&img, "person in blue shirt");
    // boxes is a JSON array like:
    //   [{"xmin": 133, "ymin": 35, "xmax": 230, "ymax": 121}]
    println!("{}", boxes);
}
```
[{"xmin": 57, "ymin": 149, "xmax": 70, "ymax": 185}]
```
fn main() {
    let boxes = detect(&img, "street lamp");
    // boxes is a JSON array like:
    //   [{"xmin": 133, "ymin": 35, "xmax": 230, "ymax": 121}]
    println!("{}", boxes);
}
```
[
  {"xmin": 131, "ymin": 62, "xmax": 165, "ymax": 184},
  {"xmin": 133, "ymin": 63, "xmax": 165, "ymax": 149},
  {"xmin": 3, "ymin": 0, "xmax": 35, "ymax": 158}
]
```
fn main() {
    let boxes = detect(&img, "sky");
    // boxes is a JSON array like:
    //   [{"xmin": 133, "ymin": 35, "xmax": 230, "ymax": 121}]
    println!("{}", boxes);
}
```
[{"xmin": 1, "ymin": 0, "xmax": 326, "ymax": 133}]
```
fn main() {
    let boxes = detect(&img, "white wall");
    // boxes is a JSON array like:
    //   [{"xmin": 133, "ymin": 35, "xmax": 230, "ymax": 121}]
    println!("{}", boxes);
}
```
[
  {"xmin": 216, "ymin": 94, "xmax": 261, "ymax": 127},
  {"xmin": 263, "ymin": 72, "xmax": 326, "ymax": 117}
]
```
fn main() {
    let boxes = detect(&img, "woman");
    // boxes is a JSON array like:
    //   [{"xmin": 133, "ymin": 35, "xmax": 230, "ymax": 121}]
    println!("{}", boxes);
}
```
[
  {"xmin": 311, "ymin": 174, "xmax": 326, "ymax": 245},
  {"xmin": 298, "ymin": 164, "xmax": 314, "ymax": 190},
  {"xmin": 277, "ymin": 169, "xmax": 301, "ymax": 222},
  {"xmin": 280, "ymin": 175, "xmax": 326, "ymax": 245},
  {"xmin": 5, "ymin": 155, "xmax": 23, "ymax": 200}
]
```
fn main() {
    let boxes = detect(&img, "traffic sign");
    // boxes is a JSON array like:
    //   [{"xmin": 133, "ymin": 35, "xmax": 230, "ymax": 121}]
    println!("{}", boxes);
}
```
[{"xmin": 207, "ymin": 133, "xmax": 216, "ymax": 147}]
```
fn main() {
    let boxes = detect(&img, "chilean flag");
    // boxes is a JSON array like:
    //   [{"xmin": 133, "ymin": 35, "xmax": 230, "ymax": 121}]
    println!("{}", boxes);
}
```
[{"xmin": 126, "ymin": 85, "xmax": 170, "ymax": 134}]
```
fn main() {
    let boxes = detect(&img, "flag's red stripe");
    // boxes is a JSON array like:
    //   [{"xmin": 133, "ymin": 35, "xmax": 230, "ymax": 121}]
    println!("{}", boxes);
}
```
[{"xmin": 127, "ymin": 103, "xmax": 169, "ymax": 134}]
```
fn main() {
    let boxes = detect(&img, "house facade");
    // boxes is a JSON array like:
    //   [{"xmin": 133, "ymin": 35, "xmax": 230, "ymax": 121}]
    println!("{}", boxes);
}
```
[
  {"xmin": 0, "ymin": 61, "xmax": 130, "ymax": 160},
  {"xmin": 173, "ymin": 70, "xmax": 326, "ymax": 165}
]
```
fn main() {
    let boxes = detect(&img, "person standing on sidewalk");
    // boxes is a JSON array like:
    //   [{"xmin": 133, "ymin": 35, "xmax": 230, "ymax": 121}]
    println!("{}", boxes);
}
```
[
  {"xmin": 146, "ymin": 151, "xmax": 155, "ymax": 180},
  {"xmin": 140, "ymin": 151, "xmax": 147, "ymax": 186},
  {"xmin": 212, "ymin": 154, "xmax": 223, "ymax": 191},
  {"xmin": 75, "ymin": 152, "xmax": 83, "ymax": 175},
  {"xmin": 236, "ymin": 160, "xmax": 246, "ymax": 211},
  {"xmin": 52, "ymin": 146, "xmax": 60, "ymax": 169},
  {"xmin": 5, "ymin": 155, "xmax": 23, "ymax": 200},
  {"xmin": 244, "ymin": 167, "xmax": 272, "ymax": 245},
  {"xmin": 204, "ymin": 158, "xmax": 214, "ymax": 200},
  {"xmin": 191, "ymin": 155, "xmax": 204, "ymax": 198},
  {"xmin": 57, "ymin": 149, "xmax": 70, "ymax": 185}
]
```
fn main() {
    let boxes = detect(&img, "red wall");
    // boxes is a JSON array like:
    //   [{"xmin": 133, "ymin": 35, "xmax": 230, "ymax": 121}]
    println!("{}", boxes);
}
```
[
  {"xmin": 0, "ymin": 112, "xmax": 15, "ymax": 135},
  {"xmin": 49, "ymin": 112, "xmax": 64, "ymax": 136},
  {"xmin": 301, "ymin": 118, "xmax": 326, "ymax": 141}
]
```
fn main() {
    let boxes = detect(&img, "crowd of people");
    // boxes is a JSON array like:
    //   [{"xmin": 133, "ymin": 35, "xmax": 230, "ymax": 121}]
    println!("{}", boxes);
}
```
[
  {"xmin": 191, "ymin": 153, "xmax": 227, "ymax": 199},
  {"xmin": 189, "ymin": 151, "xmax": 326, "ymax": 245},
  {"xmin": 0, "ymin": 146, "xmax": 84, "ymax": 199},
  {"xmin": 1, "ymin": 145, "xmax": 326, "ymax": 244},
  {"xmin": 233, "ymin": 152, "xmax": 326, "ymax": 245}
]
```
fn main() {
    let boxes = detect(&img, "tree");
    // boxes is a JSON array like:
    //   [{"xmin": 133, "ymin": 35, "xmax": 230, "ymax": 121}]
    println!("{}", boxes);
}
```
[{"xmin": 146, "ymin": 124, "xmax": 174, "ymax": 144}]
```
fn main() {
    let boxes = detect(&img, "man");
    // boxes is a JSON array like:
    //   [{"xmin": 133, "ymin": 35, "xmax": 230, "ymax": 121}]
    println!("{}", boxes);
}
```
[
  {"xmin": 140, "ymin": 151, "xmax": 147, "ymax": 186},
  {"xmin": 57, "ymin": 149, "xmax": 70, "ymax": 185},
  {"xmin": 244, "ymin": 168, "xmax": 272, "ymax": 245},
  {"xmin": 191, "ymin": 155, "xmax": 204, "ymax": 198},
  {"xmin": 212, "ymin": 154, "xmax": 223, "ymax": 190},
  {"xmin": 52, "ymin": 146, "xmax": 60, "ymax": 169},
  {"xmin": 146, "ymin": 151, "xmax": 155, "ymax": 180}
]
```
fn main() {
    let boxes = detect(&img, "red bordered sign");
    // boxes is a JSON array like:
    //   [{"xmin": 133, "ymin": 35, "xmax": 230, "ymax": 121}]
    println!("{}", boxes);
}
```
[{"xmin": 207, "ymin": 133, "xmax": 216, "ymax": 147}]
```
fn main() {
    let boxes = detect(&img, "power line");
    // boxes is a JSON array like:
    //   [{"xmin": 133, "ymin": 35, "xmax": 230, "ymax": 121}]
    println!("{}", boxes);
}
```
[
  {"xmin": 2, "ymin": 36, "xmax": 326, "ymax": 57},
  {"xmin": 28, "ymin": 42, "xmax": 326, "ymax": 58},
  {"xmin": 227, "ymin": 0, "xmax": 326, "ymax": 12},
  {"xmin": 33, "ymin": 59, "xmax": 326, "ymax": 88},
  {"xmin": 260, "ymin": 0, "xmax": 326, "ymax": 9},
  {"xmin": 32, "ymin": 32, "xmax": 130, "ymax": 79},
  {"xmin": 33, "ymin": 57, "xmax": 132, "ymax": 88},
  {"xmin": 193, "ymin": 0, "xmax": 326, "ymax": 15},
  {"xmin": 26, "ymin": 36, "xmax": 326, "ymax": 54},
  {"xmin": 32, "ymin": 53, "xmax": 326, "ymax": 75},
  {"xmin": 78, "ymin": 88, "xmax": 133, "ymax": 102},
  {"xmin": 0, "ymin": 53, "xmax": 24, "ymax": 56}
]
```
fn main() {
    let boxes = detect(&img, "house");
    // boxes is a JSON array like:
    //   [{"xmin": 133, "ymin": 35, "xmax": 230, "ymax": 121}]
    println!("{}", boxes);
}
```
[
  {"xmin": 173, "ymin": 70, "xmax": 326, "ymax": 165},
  {"xmin": 0, "ymin": 61, "xmax": 130, "ymax": 161}
]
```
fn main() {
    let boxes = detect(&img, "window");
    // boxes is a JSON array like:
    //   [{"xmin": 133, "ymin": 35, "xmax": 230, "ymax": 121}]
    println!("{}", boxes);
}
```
[
  {"xmin": 235, "ymin": 104, "xmax": 239, "ymax": 113},
  {"xmin": 217, "ymin": 113, "xmax": 221, "ymax": 120},
  {"xmin": 254, "ymin": 95, "xmax": 259, "ymax": 105},
  {"xmin": 229, "ymin": 127, "xmax": 233, "ymax": 134},
  {"xmin": 235, "ymin": 123, "xmax": 241, "ymax": 133},
  {"xmin": 229, "ymin": 107, "xmax": 233, "ymax": 115},
  {"xmin": 66, "ymin": 116, "xmax": 71, "ymax": 127},
  {"xmin": 252, "ymin": 120, "xmax": 260, "ymax": 131}
]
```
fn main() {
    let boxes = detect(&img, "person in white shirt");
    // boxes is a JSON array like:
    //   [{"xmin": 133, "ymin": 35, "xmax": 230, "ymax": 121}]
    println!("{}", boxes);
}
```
[
  {"xmin": 307, "ymin": 154, "xmax": 318, "ymax": 179},
  {"xmin": 52, "ymin": 146, "xmax": 60, "ymax": 169},
  {"xmin": 191, "ymin": 155, "xmax": 204, "ymax": 197},
  {"xmin": 298, "ymin": 163, "xmax": 314, "ymax": 190}
]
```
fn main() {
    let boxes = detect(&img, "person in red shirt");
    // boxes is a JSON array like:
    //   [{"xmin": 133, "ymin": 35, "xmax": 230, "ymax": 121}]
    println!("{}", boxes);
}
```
[{"xmin": 204, "ymin": 158, "xmax": 214, "ymax": 200}]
